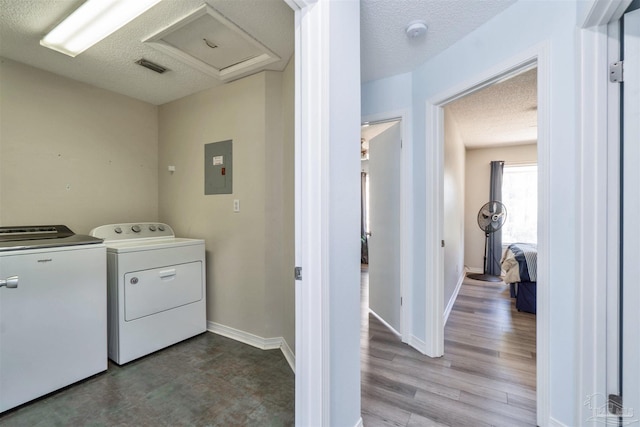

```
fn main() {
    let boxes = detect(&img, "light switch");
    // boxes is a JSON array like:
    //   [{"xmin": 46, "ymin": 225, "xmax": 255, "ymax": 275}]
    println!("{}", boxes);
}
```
[{"xmin": 233, "ymin": 199, "xmax": 240, "ymax": 213}]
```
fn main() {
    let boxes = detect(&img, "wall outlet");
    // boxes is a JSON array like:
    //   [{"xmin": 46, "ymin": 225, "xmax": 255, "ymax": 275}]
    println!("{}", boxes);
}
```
[{"xmin": 233, "ymin": 199, "xmax": 240, "ymax": 213}]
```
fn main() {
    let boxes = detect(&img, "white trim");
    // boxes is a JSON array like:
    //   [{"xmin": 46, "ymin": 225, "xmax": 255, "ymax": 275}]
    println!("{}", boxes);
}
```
[
  {"xmin": 288, "ymin": 0, "xmax": 329, "ymax": 425},
  {"xmin": 533, "ymin": 49, "xmax": 550, "ymax": 427},
  {"xmin": 207, "ymin": 322, "xmax": 295, "ymax": 372},
  {"xmin": 143, "ymin": 5, "xmax": 280, "ymax": 82},
  {"xmin": 425, "ymin": 102, "xmax": 444, "ymax": 358},
  {"xmin": 575, "ymin": 0, "xmax": 630, "ymax": 423},
  {"xmin": 575, "ymin": 23, "xmax": 613, "ymax": 427},
  {"xmin": 465, "ymin": 267, "xmax": 483, "ymax": 274},
  {"xmin": 425, "ymin": 43, "xmax": 550, "ymax": 426},
  {"xmin": 369, "ymin": 309, "xmax": 401, "ymax": 337},
  {"xmin": 548, "ymin": 417, "xmax": 569, "ymax": 427},
  {"xmin": 207, "ymin": 321, "xmax": 279, "ymax": 349},
  {"xmin": 408, "ymin": 335, "xmax": 428, "ymax": 355},
  {"xmin": 579, "ymin": 0, "xmax": 631, "ymax": 28},
  {"xmin": 354, "ymin": 417, "xmax": 364, "ymax": 427},
  {"xmin": 280, "ymin": 338, "xmax": 296, "ymax": 373},
  {"xmin": 443, "ymin": 271, "xmax": 465, "ymax": 326},
  {"xmin": 362, "ymin": 109, "xmax": 413, "ymax": 346}
]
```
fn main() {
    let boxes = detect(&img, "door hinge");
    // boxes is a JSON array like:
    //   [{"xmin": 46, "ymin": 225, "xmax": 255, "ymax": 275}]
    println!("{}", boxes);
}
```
[
  {"xmin": 294, "ymin": 266, "xmax": 302, "ymax": 281},
  {"xmin": 400, "ymin": 297, "xmax": 403, "ymax": 306},
  {"xmin": 608, "ymin": 394, "xmax": 623, "ymax": 416},
  {"xmin": 610, "ymin": 61, "xmax": 623, "ymax": 83}
]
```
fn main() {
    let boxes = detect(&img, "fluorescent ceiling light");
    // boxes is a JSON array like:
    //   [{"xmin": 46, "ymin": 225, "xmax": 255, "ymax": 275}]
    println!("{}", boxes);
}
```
[{"xmin": 40, "ymin": 0, "xmax": 161, "ymax": 57}]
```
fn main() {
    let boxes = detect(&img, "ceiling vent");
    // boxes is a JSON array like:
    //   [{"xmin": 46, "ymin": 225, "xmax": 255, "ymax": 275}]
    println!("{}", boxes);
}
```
[
  {"xmin": 135, "ymin": 58, "xmax": 168, "ymax": 74},
  {"xmin": 143, "ymin": 4, "xmax": 280, "ymax": 82}
]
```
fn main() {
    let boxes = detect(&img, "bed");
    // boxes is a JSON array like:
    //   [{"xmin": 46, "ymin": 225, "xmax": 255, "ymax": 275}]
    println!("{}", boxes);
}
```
[{"xmin": 501, "ymin": 243, "xmax": 537, "ymax": 314}]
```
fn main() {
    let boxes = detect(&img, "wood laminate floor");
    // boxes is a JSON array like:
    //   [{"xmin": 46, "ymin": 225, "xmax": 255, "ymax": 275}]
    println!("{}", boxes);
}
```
[{"xmin": 361, "ymin": 268, "xmax": 536, "ymax": 427}]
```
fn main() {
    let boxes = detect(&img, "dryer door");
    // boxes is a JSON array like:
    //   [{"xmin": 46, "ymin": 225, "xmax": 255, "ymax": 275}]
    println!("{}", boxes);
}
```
[{"xmin": 124, "ymin": 261, "xmax": 203, "ymax": 321}]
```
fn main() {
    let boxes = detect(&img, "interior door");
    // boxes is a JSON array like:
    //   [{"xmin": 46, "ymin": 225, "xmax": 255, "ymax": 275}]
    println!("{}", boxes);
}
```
[
  {"xmin": 622, "ymin": 6, "xmax": 640, "ymax": 418},
  {"xmin": 367, "ymin": 121, "xmax": 402, "ymax": 332}
]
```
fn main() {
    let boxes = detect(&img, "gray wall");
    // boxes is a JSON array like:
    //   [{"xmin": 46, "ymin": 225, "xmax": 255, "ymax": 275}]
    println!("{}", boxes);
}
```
[{"xmin": 0, "ymin": 58, "xmax": 158, "ymax": 233}]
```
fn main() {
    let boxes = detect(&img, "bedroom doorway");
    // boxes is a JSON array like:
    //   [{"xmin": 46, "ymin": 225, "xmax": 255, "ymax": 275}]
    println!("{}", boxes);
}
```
[{"xmin": 439, "ymin": 63, "xmax": 542, "ymax": 422}]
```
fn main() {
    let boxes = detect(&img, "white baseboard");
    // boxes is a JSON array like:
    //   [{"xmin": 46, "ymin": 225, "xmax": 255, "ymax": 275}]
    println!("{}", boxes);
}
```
[
  {"xmin": 549, "ymin": 417, "xmax": 568, "ymax": 427},
  {"xmin": 354, "ymin": 417, "xmax": 364, "ymax": 427},
  {"xmin": 369, "ymin": 309, "xmax": 401, "ymax": 337},
  {"xmin": 465, "ymin": 266, "xmax": 483, "ymax": 274},
  {"xmin": 207, "ymin": 321, "xmax": 295, "ymax": 372},
  {"xmin": 408, "ymin": 335, "xmax": 428, "ymax": 355},
  {"xmin": 443, "ymin": 271, "xmax": 465, "ymax": 326},
  {"xmin": 280, "ymin": 337, "xmax": 296, "ymax": 373}
]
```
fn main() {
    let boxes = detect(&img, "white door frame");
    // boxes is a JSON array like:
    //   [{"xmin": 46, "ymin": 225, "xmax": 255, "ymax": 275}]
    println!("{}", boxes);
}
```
[
  {"xmin": 285, "ymin": 0, "xmax": 330, "ymax": 425},
  {"xmin": 576, "ymin": 1, "xmax": 630, "ymax": 425},
  {"xmin": 362, "ymin": 111, "xmax": 413, "ymax": 344},
  {"xmin": 424, "ymin": 44, "xmax": 550, "ymax": 425},
  {"xmin": 286, "ymin": 0, "xmax": 362, "ymax": 426}
]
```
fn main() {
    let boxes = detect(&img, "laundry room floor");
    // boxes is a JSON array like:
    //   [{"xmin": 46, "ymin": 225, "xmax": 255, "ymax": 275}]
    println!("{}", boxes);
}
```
[{"xmin": 0, "ymin": 333, "xmax": 294, "ymax": 426}]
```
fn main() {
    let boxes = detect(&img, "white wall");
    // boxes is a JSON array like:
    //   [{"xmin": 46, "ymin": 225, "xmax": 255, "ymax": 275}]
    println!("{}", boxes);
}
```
[
  {"xmin": 0, "ymin": 58, "xmax": 158, "ymax": 233},
  {"xmin": 464, "ymin": 144, "xmax": 537, "ymax": 271},
  {"xmin": 443, "ymin": 110, "xmax": 465, "ymax": 309},
  {"xmin": 157, "ymin": 68, "xmax": 294, "ymax": 352}
]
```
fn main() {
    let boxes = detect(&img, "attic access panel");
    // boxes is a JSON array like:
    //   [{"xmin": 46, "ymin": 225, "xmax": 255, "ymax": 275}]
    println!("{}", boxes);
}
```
[{"xmin": 144, "ymin": 5, "xmax": 279, "ymax": 82}]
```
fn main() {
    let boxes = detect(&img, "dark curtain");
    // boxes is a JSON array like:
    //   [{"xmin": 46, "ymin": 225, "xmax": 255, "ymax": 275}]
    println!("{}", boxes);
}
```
[
  {"xmin": 361, "ymin": 172, "xmax": 369, "ymax": 264},
  {"xmin": 486, "ymin": 161, "xmax": 504, "ymax": 275}
]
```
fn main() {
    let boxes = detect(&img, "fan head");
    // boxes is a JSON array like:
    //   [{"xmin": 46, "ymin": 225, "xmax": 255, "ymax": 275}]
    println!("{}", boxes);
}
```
[{"xmin": 477, "ymin": 201, "xmax": 507, "ymax": 233}]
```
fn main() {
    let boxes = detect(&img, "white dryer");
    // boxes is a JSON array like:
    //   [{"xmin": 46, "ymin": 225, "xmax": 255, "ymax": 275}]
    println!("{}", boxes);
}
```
[{"xmin": 90, "ymin": 223, "xmax": 206, "ymax": 365}]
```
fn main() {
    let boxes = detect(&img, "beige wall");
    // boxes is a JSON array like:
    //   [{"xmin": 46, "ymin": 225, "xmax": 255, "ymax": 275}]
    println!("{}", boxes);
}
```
[
  {"xmin": 443, "ymin": 110, "xmax": 466, "ymax": 307},
  {"xmin": 158, "ymin": 67, "xmax": 294, "ymax": 348},
  {"xmin": 464, "ymin": 143, "xmax": 537, "ymax": 270},
  {"xmin": 0, "ymin": 58, "xmax": 158, "ymax": 233},
  {"xmin": 1, "ymin": 56, "xmax": 294, "ymax": 353}
]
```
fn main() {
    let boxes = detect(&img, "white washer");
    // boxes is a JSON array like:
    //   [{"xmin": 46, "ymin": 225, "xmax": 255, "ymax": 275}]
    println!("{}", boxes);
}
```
[
  {"xmin": 90, "ymin": 223, "xmax": 206, "ymax": 365},
  {"xmin": 0, "ymin": 225, "xmax": 106, "ymax": 413}
]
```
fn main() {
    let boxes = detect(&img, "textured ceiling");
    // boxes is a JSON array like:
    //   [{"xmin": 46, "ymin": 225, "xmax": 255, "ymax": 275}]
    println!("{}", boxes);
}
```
[
  {"xmin": 0, "ymin": 0, "xmax": 294, "ymax": 105},
  {"xmin": 360, "ymin": 0, "xmax": 516, "ymax": 82},
  {"xmin": 445, "ymin": 68, "xmax": 538, "ymax": 148},
  {"xmin": 0, "ymin": 0, "xmax": 517, "ymax": 106}
]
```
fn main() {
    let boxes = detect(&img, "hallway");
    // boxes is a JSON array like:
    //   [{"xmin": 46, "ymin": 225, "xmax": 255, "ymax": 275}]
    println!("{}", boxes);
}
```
[{"xmin": 361, "ymin": 269, "xmax": 536, "ymax": 426}]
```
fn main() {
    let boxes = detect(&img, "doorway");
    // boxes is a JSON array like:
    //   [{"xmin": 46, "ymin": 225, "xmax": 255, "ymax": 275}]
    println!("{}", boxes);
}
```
[
  {"xmin": 425, "ymin": 49, "xmax": 550, "ymax": 426},
  {"xmin": 441, "ymin": 67, "xmax": 539, "ymax": 417}
]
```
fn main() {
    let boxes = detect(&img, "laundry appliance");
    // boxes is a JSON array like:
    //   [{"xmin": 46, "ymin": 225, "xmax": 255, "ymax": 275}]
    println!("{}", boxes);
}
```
[
  {"xmin": 0, "ymin": 225, "xmax": 106, "ymax": 413},
  {"xmin": 90, "ymin": 223, "xmax": 206, "ymax": 364}
]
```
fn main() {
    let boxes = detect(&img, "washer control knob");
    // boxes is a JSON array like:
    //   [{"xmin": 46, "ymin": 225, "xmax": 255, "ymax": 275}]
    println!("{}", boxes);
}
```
[
  {"xmin": 131, "ymin": 225, "xmax": 141, "ymax": 233},
  {"xmin": 149, "ymin": 225, "xmax": 157, "ymax": 231},
  {"xmin": 130, "ymin": 277, "xmax": 138, "ymax": 285},
  {"xmin": 158, "ymin": 225, "xmax": 165, "ymax": 231},
  {"xmin": 114, "ymin": 227, "xmax": 122, "ymax": 234}
]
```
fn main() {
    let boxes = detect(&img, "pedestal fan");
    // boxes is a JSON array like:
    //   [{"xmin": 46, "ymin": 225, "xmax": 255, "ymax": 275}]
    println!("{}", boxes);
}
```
[{"xmin": 467, "ymin": 201, "xmax": 507, "ymax": 282}]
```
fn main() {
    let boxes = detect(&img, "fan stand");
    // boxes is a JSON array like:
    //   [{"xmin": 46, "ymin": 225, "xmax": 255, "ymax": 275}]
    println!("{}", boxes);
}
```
[{"xmin": 467, "ymin": 232, "xmax": 503, "ymax": 282}]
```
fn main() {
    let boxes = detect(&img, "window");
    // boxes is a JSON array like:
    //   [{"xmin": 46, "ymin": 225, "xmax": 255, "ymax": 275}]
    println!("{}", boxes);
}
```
[{"xmin": 501, "ymin": 164, "xmax": 537, "ymax": 244}]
